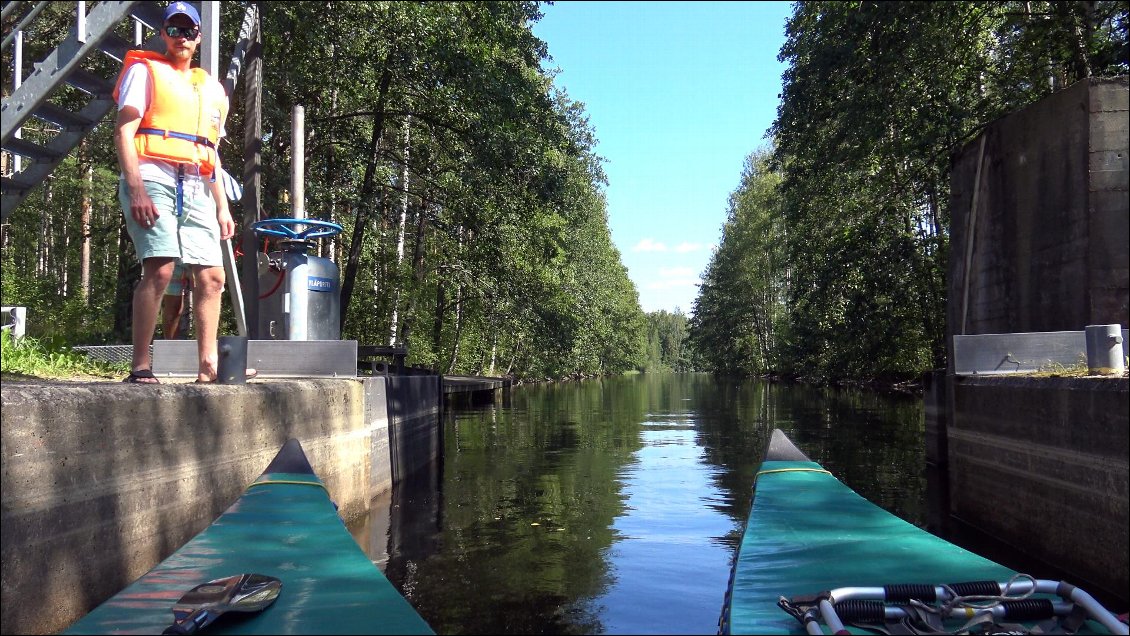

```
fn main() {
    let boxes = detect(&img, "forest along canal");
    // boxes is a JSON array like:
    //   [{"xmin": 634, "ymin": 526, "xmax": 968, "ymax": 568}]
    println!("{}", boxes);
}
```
[{"xmin": 348, "ymin": 373, "xmax": 929, "ymax": 634}]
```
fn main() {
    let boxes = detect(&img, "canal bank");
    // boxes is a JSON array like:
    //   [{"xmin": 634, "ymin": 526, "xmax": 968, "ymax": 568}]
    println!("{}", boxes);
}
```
[{"xmin": 0, "ymin": 376, "xmax": 442, "ymax": 635}]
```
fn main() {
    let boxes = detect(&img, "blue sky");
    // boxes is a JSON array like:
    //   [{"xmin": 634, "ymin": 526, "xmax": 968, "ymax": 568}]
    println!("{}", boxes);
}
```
[{"xmin": 531, "ymin": 1, "xmax": 794, "ymax": 315}]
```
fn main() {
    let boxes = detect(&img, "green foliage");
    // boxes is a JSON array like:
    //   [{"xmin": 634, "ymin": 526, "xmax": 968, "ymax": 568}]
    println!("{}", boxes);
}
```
[
  {"xmin": 1, "ymin": 1, "xmax": 645, "ymax": 382},
  {"xmin": 690, "ymin": 148, "xmax": 785, "ymax": 377},
  {"xmin": 642, "ymin": 309, "xmax": 693, "ymax": 372},
  {"xmin": 1, "ymin": 332, "xmax": 127, "ymax": 379},
  {"xmin": 691, "ymin": 1, "xmax": 1128, "ymax": 384}
]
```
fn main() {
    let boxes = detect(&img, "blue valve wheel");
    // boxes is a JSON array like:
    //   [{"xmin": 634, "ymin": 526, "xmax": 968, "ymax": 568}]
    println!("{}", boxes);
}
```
[{"xmin": 251, "ymin": 218, "xmax": 343, "ymax": 240}]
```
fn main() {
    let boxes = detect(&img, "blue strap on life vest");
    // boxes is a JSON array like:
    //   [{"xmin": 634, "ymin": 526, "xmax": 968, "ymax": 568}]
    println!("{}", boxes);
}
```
[{"xmin": 136, "ymin": 127, "xmax": 216, "ymax": 149}]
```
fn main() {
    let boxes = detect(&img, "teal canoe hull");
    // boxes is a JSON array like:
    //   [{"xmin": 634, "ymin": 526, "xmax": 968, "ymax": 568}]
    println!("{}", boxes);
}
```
[
  {"xmin": 64, "ymin": 440, "xmax": 433, "ymax": 635},
  {"xmin": 720, "ymin": 430, "xmax": 1016, "ymax": 635}
]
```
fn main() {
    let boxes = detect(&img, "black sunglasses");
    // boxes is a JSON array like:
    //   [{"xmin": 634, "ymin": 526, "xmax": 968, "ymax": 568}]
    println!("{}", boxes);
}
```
[{"xmin": 163, "ymin": 24, "xmax": 199, "ymax": 39}]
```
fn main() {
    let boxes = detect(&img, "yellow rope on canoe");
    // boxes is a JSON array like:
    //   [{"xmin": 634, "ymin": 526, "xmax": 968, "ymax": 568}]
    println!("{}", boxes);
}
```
[
  {"xmin": 753, "ymin": 467, "xmax": 832, "ymax": 484},
  {"xmin": 247, "ymin": 479, "xmax": 329, "ymax": 493}
]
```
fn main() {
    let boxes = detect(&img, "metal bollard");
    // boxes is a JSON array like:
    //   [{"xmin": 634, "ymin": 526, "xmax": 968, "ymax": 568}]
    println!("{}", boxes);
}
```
[
  {"xmin": 1084, "ymin": 324, "xmax": 1125, "ymax": 375},
  {"xmin": 217, "ymin": 335, "xmax": 249, "ymax": 384}
]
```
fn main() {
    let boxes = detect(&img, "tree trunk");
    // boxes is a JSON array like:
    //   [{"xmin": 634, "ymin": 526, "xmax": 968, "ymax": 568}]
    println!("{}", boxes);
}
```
[
  {"xmin": 446, "ymin": 281, "xmax": 463, "ymax": 374},
  {"xmin": 398, "ymin": 198, "xmax": 431, "ymax": 350},
  {"xmin": 488, "ymin": 331, "xmax": 497, "ymax": 376},
  {"xmin": 60, "ymin": 201, "xmax": 69, "ymax": 297},
  {"xmin": 389, "ymin": 115, "xmax": 410, "ymax": 346},
  {"xmin": 113, "ymin": 218, "xmax": 137, "ymax": 340},
  {"xmin": 340, "ymin": 53, "xmax": 394, "ymax": 332},
  {"xmin": 80, "ymin": 139, "xmax": 93, "ymax": 304},
  {"xmin": 433, "ymin": 272, "xmax": 445, "ymax": 366},
  {"xmin": 38, "ymin": 182, "xmax": 50, "ymax": 277}
]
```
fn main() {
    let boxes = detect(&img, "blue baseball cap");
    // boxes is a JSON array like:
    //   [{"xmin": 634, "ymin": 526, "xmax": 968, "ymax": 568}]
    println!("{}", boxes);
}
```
[{"xmin": 164, "ymin": 2, "xmax": 200, "ymax": 26}]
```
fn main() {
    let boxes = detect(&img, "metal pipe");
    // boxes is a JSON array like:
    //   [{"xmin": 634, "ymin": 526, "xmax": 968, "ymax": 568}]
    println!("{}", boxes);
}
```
[
  {"xmin": 291, "ymin": 105, "xmax": 304, "ymax": 219},
  {"xmin": 1084, "ymin": 324, "xmax": 1126, "ymax": 375},
  {"xmin": 960, "ymin": 133, "xmax": 987, "ymax": 335},
  {"xmin": 1, "ymin": 1, "xmax": 25, "ymax": 21},
  {"xmin": 200, "ymin": 0, "xmax": 220, "ymax": 76},
  {"xmin": 76, "ymin": 1, "xmax": 86, "ymax": 43},
  {"xmin": 1, "ymin": 0, "xmax": 50, "ymax": 52}
]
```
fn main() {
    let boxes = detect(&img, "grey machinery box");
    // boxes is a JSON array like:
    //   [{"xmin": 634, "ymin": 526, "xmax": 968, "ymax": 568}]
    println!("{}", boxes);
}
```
[{"xmin": 257, "ymin": 241, "xmax": 340, "ymax": 341}]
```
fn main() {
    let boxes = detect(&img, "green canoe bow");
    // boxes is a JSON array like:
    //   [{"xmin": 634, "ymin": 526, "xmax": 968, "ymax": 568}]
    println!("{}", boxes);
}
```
[
  {"xmin": 721, "ymin": 429, "xmax": 1024, "ymax": 635},
  {"xmin": 64, "ymin": 439, "xmax": 433, "ymax": 635}
]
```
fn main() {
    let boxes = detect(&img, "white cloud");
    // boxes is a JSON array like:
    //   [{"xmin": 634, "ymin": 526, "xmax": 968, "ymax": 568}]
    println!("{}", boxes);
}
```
[
  {"xmin": 632, "ymin": 238, "xmax": 668, "ymax": 252},
  {"xmin": 673, "ymin": 242, "xmax": 702, "ymax": 253}
]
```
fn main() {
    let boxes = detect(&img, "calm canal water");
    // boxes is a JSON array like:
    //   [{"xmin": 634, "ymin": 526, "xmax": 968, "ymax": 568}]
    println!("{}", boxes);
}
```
[{"xmin": 350, "ymin": 373, "xmax": 927, "ymax": 634}]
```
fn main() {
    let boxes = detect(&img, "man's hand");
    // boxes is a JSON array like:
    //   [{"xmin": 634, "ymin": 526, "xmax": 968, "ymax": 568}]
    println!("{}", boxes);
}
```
[
  {"xmin": 217, "ymin": 207, "xmax": 236, "ymax": 241},
  {"xmin": 130, "ymin": 187, "xmax": 160, "ymax": 228},
  {"xmin": 115, "ymin": 105, "xmax": 159, "ymax": 228}
]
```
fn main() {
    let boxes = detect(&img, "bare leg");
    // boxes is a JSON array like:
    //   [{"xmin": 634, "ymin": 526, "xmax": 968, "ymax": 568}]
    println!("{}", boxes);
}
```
[
  {"xmin": 131, "ymin": 258, "xmax": 178, "ymax": 377},
  {"xmin": 191, "ymin": 264, "xmax": 226, "ymax": 382},
  {"xmin": 161, "ymin": 293, "xmax": 184, "ymax": 340}
]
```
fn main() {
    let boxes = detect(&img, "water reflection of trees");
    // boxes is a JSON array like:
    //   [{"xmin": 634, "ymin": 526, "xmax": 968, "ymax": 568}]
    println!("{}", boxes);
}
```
[
  {"xmin": 387, "ymin": 378, "xmax": 650, "ymax": 634},
  {"xmin": 385, "ymin": 374, "xmax": 925, "ymax": 633},
  {"xmin": 692, "ymin": 376, "xmax": 927, "ymax": 533}
]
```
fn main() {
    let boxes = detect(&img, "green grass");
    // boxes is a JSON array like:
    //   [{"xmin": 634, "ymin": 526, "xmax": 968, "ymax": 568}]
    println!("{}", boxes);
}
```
[
  {"xmin": 0, "ymin": 332, "xmax": 128, "ymax": 381},
  {"xmin": 1028, "ymin": 357, "xmax": 1129, "ymax": 378}
]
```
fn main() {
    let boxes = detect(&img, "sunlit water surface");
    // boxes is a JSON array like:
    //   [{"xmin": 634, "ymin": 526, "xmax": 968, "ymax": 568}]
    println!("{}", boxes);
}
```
[{"xmin": 350, "ymin": 373, "xmax": 927, "ymax": 634}]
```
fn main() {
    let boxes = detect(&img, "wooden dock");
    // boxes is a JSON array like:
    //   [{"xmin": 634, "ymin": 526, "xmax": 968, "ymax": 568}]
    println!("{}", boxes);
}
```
[{"xmin": 442, "ymin": 375, "xmax": 511, "ymax": 405}]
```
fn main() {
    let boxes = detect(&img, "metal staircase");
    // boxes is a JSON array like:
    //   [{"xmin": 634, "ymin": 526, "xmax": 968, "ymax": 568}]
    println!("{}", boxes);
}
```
[{"xmin": 0, "ymin": 1, "xmax": 173, "ymax": 221}]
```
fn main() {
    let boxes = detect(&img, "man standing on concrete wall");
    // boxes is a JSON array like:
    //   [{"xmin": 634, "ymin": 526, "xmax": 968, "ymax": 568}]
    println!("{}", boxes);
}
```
[{"xmin": 113, "ymin": 2, "xmax": 239, "ymax": 383}]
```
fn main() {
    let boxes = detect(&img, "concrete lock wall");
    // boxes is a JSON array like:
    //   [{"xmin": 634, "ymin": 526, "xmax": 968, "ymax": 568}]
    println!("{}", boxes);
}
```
[
  {"xmin": 0, "ymin": 376, "xmax": 442, "ymax": 636},
  {"xmin": 948, "ymin": 376, "xmax": 1129, "ymax": 604},
  {"xmin": 947, "ymin": 76, "xmax": 1129, "ymax": 362},
  {"xmin": 940, "ymin": 76, "xmax": 1130, "ymax": 607}
]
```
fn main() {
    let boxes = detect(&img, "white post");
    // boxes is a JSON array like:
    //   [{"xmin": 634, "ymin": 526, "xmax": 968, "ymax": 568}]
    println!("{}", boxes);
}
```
[
  {"xmin": 292, "ymin": 105, "xmax": 304, "ymax": 219},
  {"xmin": 2, "ymin": 306, "xmax": 27, "ymax": 342},
  {"xmin": 200, "ymin": 1, "xmax": 220, "ymax": 76},
  {"xmin": 76, "ymin": 1, "xmax": 86, "ymax": 43}
]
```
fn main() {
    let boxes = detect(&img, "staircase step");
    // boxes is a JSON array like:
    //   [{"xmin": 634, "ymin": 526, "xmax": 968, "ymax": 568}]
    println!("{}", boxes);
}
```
[
  {"xmin": 3, "ymin": 137, "xmax": 61, "ymax": 162},
  {"xmin": 32, "ymin": 102, "xmax": 97, "ymax": 130},
  {"xmin": 129, "ymin": 1, "xmax": 166, "ymax": 29},
  {"xmin": 1, "ymin": 175, "xmax": 38, "ymax": 193},
  {"xmin": 65, "ymin": 68, "xmax": 115, "ymax": 98},
  {"xmin": 96, "ymin": 33, "xmax": 131, "ymax": 63}
]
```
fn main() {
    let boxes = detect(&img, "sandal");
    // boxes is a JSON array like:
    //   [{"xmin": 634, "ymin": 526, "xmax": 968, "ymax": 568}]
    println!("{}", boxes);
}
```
[{"xmin": 123, "ymin": 369, "xmax": 160, "ymax": 384}]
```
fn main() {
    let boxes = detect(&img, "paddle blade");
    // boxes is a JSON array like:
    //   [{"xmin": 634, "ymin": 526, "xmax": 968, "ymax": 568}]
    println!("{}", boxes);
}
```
[{"xmin": 164, "ymin": 573, "xmax": 281, "ymax": 634}]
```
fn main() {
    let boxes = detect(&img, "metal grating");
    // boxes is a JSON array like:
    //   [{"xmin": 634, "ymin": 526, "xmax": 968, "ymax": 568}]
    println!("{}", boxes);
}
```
[{"xmin": 72, "ymin": 344, "xmax": 142, "ymax": 365}]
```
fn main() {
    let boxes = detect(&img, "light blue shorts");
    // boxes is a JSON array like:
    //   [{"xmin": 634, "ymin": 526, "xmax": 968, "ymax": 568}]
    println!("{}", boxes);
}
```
[{"xmin": 120, "ymin": 178, "xmax": 223, "ymax": 268}]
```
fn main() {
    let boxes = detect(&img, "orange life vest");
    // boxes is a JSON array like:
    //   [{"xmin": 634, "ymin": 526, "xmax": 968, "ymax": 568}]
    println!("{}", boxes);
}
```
[{"xmin": 112, "ymin": 50, "xmax": 227, "ymax": 176}]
